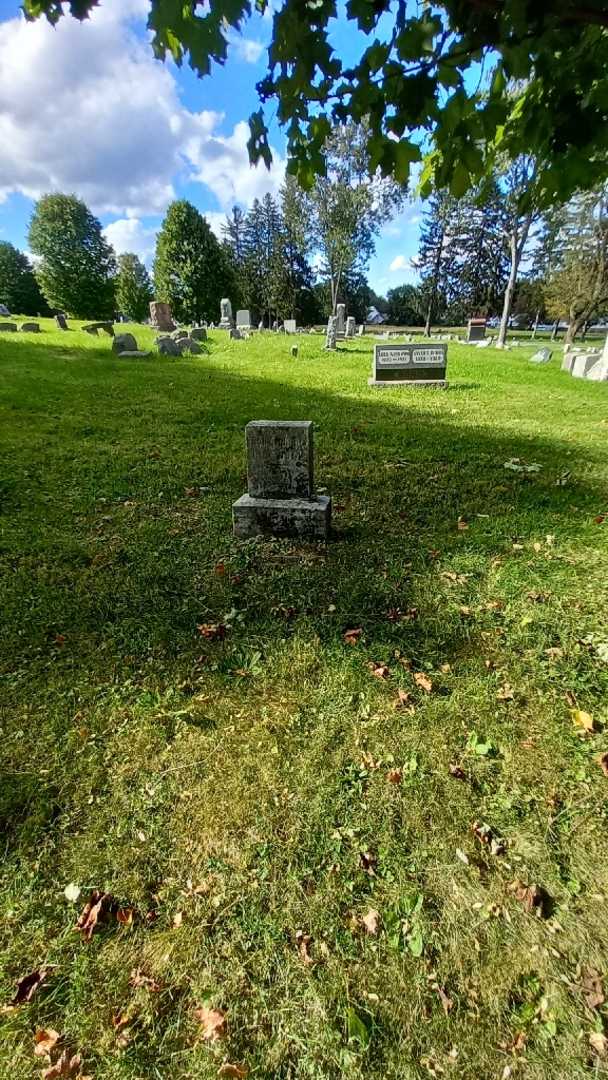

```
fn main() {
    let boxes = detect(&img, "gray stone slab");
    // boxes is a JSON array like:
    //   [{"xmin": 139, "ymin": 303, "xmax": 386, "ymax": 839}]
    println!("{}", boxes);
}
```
[
  {"xmin": 572, "ymin": 353, "xmax": 600, "ymax": 378},
  {"xmin": 346, "ymin": 316, "xmax": 356, "ymax": 338},
  {"xmin": 284, "ymin": 319, "xmax": 297, "ymax": 334},
  {"xmin": 117, "ymin": 350, "xmax": 150, "ymax": 358},
  {"xmin": 336, "ymin": 304, "xmax": 346, "ymax": 337},
  {"xmin": 219, "ymin": 298, "xmax": 233, "ymax": 329},
  {"xmin": 149, "ymin": 301, "xmax": 175, "ymax": 331},
  {"xmin": 190, "ymin": 326, "xmax": 207, "ymax": 341},
  {"xmin": 236, "ymin": 309, "xmax": 251, "ymax": 328},
  {"xmin": 371, "ymin": 342, "xmax": 447, "ymax": 386},
  {"xmin": 19, "ymin": 322, "xmax": 40, "ymax": 332},
  {"xmin": 0, "ymin": 322, "xmax": 17, "ymax": 332},
  {"xmin": 112, "ymin": 333, "xmax": 137, "ymax": 354},
  {"xmin": 246, "ymin": 420, "xmax": 313, "ymax": 499},
  {"xmin": 232, "ymin": 493, "xmax": 331, "ymax": 540},
  {"xmin": 562, "ymin": 351, "xmax": 576, "ymax": 372},
  {"xmin": 530, "ymin": 347, "xmax": 552, "ymax": 364},
  {"xmin": 467, "ymin": 318, "xmax": 486, "ymax": 342}
]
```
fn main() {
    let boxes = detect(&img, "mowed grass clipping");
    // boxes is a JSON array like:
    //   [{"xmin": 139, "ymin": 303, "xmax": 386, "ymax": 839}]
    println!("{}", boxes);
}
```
[{"xmin": 1, "ymin": 320, "xmax": 608, "ymax": 1079}]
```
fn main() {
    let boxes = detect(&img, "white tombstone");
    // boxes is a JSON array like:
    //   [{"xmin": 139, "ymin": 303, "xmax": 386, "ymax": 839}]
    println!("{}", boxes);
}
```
[
  {"xmin": 236, "ymin": 309, "xmax": 251, "ymax": 330},
  {"xmin": 346, "ymin": 316, "xmax": 356, "ymax": 338},
  {"xmin": 284, "ymin": 319, "xmax": 297, "ymax": 334},
  {"xmin": 572, "ymin": 352, "xmax": 600, "ymax": 378},
  {"xmin": 219, "ymin": 298, "xmax": 233, "ymax": 329},
  {"xmin": 325, "ymin": 316, "xmax": 337, "ymax": 350}
]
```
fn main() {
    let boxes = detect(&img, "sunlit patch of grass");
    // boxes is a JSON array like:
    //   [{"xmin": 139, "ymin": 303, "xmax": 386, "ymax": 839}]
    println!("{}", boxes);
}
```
[{"xmin": 1, "ymin": 321, "xmax": 607, "ymax": 1077}]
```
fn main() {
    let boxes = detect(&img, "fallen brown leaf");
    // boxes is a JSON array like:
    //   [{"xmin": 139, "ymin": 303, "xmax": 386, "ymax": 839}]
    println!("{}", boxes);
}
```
[
  {"xmin": 472, "ymin": 821, "xmax": 506, "ymax": 856},
  {"xmin": 582, "ymin": 968, "xmax": 605, "ymax": 1010},
  {"xmin": 414, "ymin": 672, "xmax": 433, "ymax": 694},
  {"xmin": 194, "ymin": 1006, "xmax": 227, "ymax": 1042},
  {"xmin": 116, "ymin": 907, "xmax": 134, "ymax": 926},
  {"xmin": 496, "ymin": 684, "xmax": 514, "ymax": 702},
  {"xmin": 395, "ymin": 688, "xmax": 413, "ymax": 710},
  {"xmin": 589, "ymin": 1031, "xmax": 608, "ymax": 1057},
  {"xmin": 42, "ymin": 1050, "xmax": 83, "ymax": 1079},
  {"xmin": 34, "ymin": 1029, "xmax": 61, "ymax": 1058},
  {"xmin": 295, "ymin": 929, "xmax": 313, "ymax": 965},
  {"xmin": 361, "ymin": 908, "xmax": 380, "ymax": 936},
  {"xmin": 594, "ymin": 515, "xmax": 606, "ymax": 525},
  {"xmin": 218, "ymin": 1065, "xmax": 249, "ymax": 1079},
  {"xmin": 360, "ymin": 751, "xmax": 379, "ymax": 770},
  {"xmin": 172, "ymin": 911, "xmax": 183, "ymax": 928},
  {"xmin": 343, "ymin": 627, "xmax": 362, "ymax": 646},
  {"xmin": 6, "ymin": 967, "xmax": 49, "ymax": 1007},
  {"xmin": 508, "ymin": 879, "xmax": 549, "ymax": 918},
  {"xmin": 432, "ymin": 983, "xmax": 453, "ymax": 1016},
  {"xmin": 197, "ymin": 623, "xmax": 227, "ymax": 642},
  {"xmin": 506, "ymin": 1030, "xmax": 527, "ymax": 1054},
  {"xmin": 598, "ymin": 753, "xmax": 608, "ymax": 778},
  {"xmin": 74, "ymin": 891, "xmax": 112, "ymax": 941},
  {"xmin": 387, "ymin": 768, "xmax": 402, "ymax": 784},
  {"xmin": 368, "ymin": 661, "xmax": 390, "ymax": 679},
  {"xmin": 449, "ymin": 764, "xmax": 466, "ymax": 781},
  {"xmin": 129, "ymin": 969, "xmax": 161, "ymax": 992},
  {"xmin": 457, "ymin": 517, "xmax": 468, "ymax": 531},
  {"xmin": 359, "ymin": 851, "xmax": 377, "ymax": 875}
]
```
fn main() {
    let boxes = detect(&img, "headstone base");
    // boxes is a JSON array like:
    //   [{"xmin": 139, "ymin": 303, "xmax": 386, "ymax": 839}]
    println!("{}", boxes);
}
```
[
  {"xmin": 232, "ymin": 493, "xmax": 331, "ymax": 540},
  {"xmin": 368, "ymin": 378, "xmax": 447, "ymax": 389}
]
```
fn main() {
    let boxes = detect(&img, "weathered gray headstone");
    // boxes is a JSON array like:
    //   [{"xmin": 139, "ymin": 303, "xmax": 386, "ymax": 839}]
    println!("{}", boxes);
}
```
[
  {"xmin": 219, "ymin": 298, "xmax": 234, "ymax": 329},
  {"xmin": 149, "ymin": 301, "xmax": 175, "ymax": 332},
  {"xmin": 55, "ymin": 314, "xmax": 68, "ymax": 330},
  {"xmin": 284, "ymin": 318, "xmax": 297, "ymax": 334},
  {"xmin": 233, "ymin": 420, "xmax": 331, "ymax": 540},
  {"xmin": 358, "ymin": 324, "xmax": 365, "ymax": 336},
  {"xmin": 325, "ymin": 315, "xmax": 337, "ymax": 351},
  {"xmin": 19, "ymin": 322, "xmax": 40, "ymax": 333},
  {"xmin": 112, "ymin": 333, "xmax": 137, "ymax": 354},
  {"xmin": 291, "ymin": 345, "xmax": 298, "ymax": 358},
  {"xmin": 529, "ymin": 347, "xmax": 552, "ymax": 364},
  {"xmin": 157, "ymin": 336, "xmax": 182, "ymax": 357},
  {"xmin": 562, "ymin": 350, "xmax": 576, "ymax": 373},
  {"xmin": 229, "ymin": 327, "xmax": 243, "ymax": 341},
  {"xmin": 236, "ymin": 309, "xmax": 251, "ymax": 330},
  {"xmin": 171, "ymin": 329, "xmax": 189, "ymax": 341},
  {"xmin": 180, "ymin": 337, "xmax": 203, "ymax": 355},
  {"xmin": 346, "ymin": 316, "xmax": 356, "ymax": 338},
  {"xmin": 258, "ymin": 321, "xmax": 264, "ymax": 331},
  {"xmin": 467, "ymin": 318, "xmax": 487, "ymax": 342},
  {"xmin": 336, "ymin": 303, "xmax": 346, "ymax": 338},
  {"xmin": 0, "ymin": 304, "xmax": 10, "ymax": 317},
  {"xmin": 190, "ymin": 326, "xmax": 207, "ymax": 341},
  {"xmin": 369, "ymin": 342, "xmax": 447, "ymax": 388},
  {"xmin": 0, "ymin": 322, "xmax": 17, "ymax": 332}
]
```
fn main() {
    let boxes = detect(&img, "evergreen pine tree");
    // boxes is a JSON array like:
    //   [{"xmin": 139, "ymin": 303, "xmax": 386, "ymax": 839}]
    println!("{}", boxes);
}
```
[
  {"xmin": 414, "ymin": 191, "xmax": 457, "ymax": 334},
  {"xmin": 0, "ymin": 241, "xmax": 50, "ymax": 315}
]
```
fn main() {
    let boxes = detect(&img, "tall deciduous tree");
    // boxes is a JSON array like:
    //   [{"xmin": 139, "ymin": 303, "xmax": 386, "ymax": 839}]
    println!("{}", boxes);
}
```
[
  {"xmin": 386, "ymin": 284, "xmax": 425, "ymax": 327},
  {"xmin": 544, "ymin": 185, "xmax": 608, "ymax": 345},
  {"xmin": 154, "ymin": 200, "xmax": 234, "ymax": 323},
  {"xmin": 0, "ymin": 241, "xmax": 50, "ymax": 315},
  {"xmin": 27, "ymin": 2, "xmax": 608, "ymax": 203},
  {"xmin": 115, "ymin": 253, "xmax": 153, "ymax": 321},
  {"xmin": 28, "ymin": 194, "xmax": 116, "ymax": 318},
  {"xmin": 495, "ymin": 156, "xmax": 542, "ymax": 348},
  {"xmin": 449, "ymin": 182, "xmax": 510, "ymax": 320},
  {"xmin": 310, "ymin": 121, "xmax": 404, "ymax": 314}
]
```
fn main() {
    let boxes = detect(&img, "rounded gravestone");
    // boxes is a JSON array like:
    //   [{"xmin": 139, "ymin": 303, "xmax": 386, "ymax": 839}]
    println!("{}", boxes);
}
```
[{"xmin": 112, "ymin": 333, "xmax": 137, "ymax": 354}]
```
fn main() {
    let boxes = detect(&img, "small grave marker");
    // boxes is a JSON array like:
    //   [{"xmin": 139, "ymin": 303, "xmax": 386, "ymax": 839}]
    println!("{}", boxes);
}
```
[
  {"xmin": 233, "ymin": 421, "xmax": 331, "ymax": 540},
  {"xmin": 236, "ymin": 309, "xmax": 251, "ymax": 330},
  {"xmin": 284, "ymin": 318, "xmax": 297, "ymax": 334},
  {"xmin": 219, "ymin": 298, "xmax": 234, "ymax": 329},
  {"xmin": 467, "ymin": 317, "xmax": 487, "ymax": 342}
]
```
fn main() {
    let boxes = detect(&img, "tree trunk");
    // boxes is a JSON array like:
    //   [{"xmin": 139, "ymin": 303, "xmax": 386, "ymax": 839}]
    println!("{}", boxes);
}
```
[
  {"xmin": 565, "ymin": 313, "xmax": 587, "ymax": 345},
  {"xmin": 551, "ymin": 320, "xmax": 560, "ymax": 340},
  {"xmin": 581, "ymin": 319, "xmax": 589, "ymax": 340},
  {"xmin": 497, "ymin": 217, "xmax": 531, "ymax": 349},
  {"xmin": 531, "ymin": 310, "xmax": 540, "ymax": 338},
  {"xmin": 424, "ymin": 299, "xmax": 432, "ymax": 337}
]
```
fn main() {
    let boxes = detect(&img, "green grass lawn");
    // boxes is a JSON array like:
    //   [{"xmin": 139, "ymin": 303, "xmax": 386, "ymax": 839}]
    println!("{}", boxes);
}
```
[{"xmin": 1, "ymin": 320, "xmax": 608, "ymax": 1079}]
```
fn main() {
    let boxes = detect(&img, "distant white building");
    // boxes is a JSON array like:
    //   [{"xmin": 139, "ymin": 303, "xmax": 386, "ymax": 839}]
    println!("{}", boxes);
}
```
[{"xmin": 367, "ymin": 306, "xmax": 387, "ymax": 324}]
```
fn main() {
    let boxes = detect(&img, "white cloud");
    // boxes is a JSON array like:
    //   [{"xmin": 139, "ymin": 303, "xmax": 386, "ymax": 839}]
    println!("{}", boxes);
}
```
[
  {"xmin": 0, "ymin": 7, "xmax": 283, "ymax": 220},
  {"xmin": 103, "ymin": 217, "xmax": 158, "ymax": 263},
  {"xmin": 228, "ymin": 33, "xmax": 266, "ymax": 64},
  {"xmin": 389, "ymin": 255, "xmax": 409, "ymax": 271}
]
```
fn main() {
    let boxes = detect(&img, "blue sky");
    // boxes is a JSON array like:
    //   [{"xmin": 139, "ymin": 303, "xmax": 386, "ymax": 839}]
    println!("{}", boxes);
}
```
[{"xmin": 0, "ymin": 0, "xmax": 422, "ymax": 294}]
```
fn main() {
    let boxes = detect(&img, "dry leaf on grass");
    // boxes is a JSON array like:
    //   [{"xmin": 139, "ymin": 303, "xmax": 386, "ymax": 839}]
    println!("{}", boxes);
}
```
[
  {"xmin": 472, "ymin": 821, "xmax": 506, "ymax": 856},
  {"xmin": 582, "ymin": 968, "xmax": 605, "ymax": 1010},
  {"xmin": 295, "ymin": 930, "xmax": 313, "ymax": 965},
  {"xmin": 571, "ymin": 709, "xmax": 596, "ymax": 733},
  {"xmin": 172, "ymin": 911, "xmax": 184, "ymax": 928},
  {"xmin": 508, "ymin": 880, "xmax": 549, "ymax": 918},
  {"xmin": 5, "ymin": 967, "xmax": 49, "ymax": 1008},
  {"xmin": 449, "ymin": 764, "xmax": 466, "ymax": 781},
  {"xmin": 394, "ymin": 688, "xmax": 413, "ymax": 710},
  {"xmin": 598, "ymin": 753, "xmax": 608, "ymax": 777},
  {"xmin": 41, "ymin": 1050, "xmax": 84, "ymax": 1079},
  {"xmin": 196, "ymin": 623, "xmax": 227, "ymax": 641},
  {"xmin": 413, "ymin": 672, "xmax": 433, "ymax": 694},
  {"xmin": 116, "ymin": 907, "xmax": 134, "ymax": 926},
  {"xmin": 431, "ymin": 983, "xmax": 453, "ymax": 1016},
  {"xmin": 343, "ymin": 627, "xmax": 362, "ymax": 646},
  {"xmin": 129, "ymin": 970, "xmax": 161, "ymax": 992},
  {"xmin": 496, "ymin": 684, "xmax": 514, "ymax": 702},
  {"xmin": 34, "ymin": 1030, "xmax": 61, "ymax": 1058},
  {"xmin": 74, "ymin": 891, "xmax": 113, "ymax": 941},
  {"xmin": 361, "ymin": 909, "xmax": 380, "ymax": 936},
  {"xmin": 194, "ymin": 1006, "xmax": 227, "ymax": 1042},
  {"xmin": 359, "ymin": 851, "xmax": 377, "ymax": 875},
  {"xmin": 589, "ymin": 1031, "xmax": 608, "ymax": 1057},
  {"xmin": 387, "ymin": 768, "xmax": 402, "ymax": 784},
  {"xmin": 457, "ymin": 517, "xmax": 469, "ymax": 531},
  {"xmin": 368, "ymin": 661, "xmax": 390, "ymax": 679},
  {"xmin": 218, "ymin": 1065, "xmax": 249, "ymax": 1079}
]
